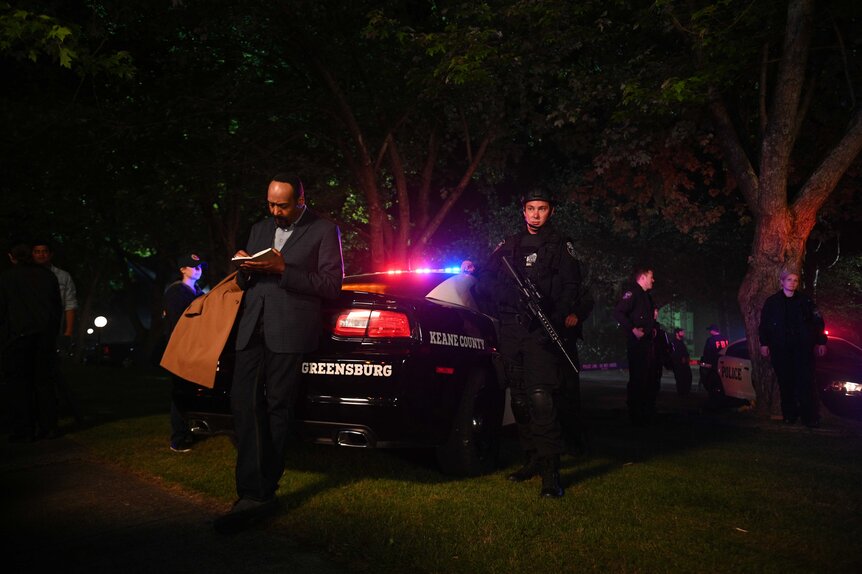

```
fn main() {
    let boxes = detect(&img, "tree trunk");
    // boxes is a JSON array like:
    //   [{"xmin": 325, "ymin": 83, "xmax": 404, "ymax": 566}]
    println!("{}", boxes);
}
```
[
  {"xmin": 738, "ymin": 211, "xmax": 806, "ymax": 414},
  {"xmin": 707, "ymin": 0, "xmax": 862, "ymax": 416}
]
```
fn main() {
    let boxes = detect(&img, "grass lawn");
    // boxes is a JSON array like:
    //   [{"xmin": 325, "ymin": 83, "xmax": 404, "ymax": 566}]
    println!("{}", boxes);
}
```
[{"xmin": 62, "ymin": 361, "xmax": 862, "ymax": 573}]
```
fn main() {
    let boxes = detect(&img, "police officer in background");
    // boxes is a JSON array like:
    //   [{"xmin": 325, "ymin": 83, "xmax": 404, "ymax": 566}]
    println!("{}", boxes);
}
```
[
  {"xmin": 476, "ymin": 189, "xmax": 588, "ymax": 498},
  {"xmin": 669, "ymin": 328, "xmax": 693, "ymax": 395},
  {"xmin": 759, "ymin": 269, "xmax": 827, "ymax": 427},
  {"xmin": 699, "ymin": 324, "xmax": 728, "ymax": 399},
  {"xmin": 163, "ymin": 253, "xmax": 206, "ymax": 452},
  {"xmin": 613, "ymin": 266, "xmax": 658, "ymax": 425}
]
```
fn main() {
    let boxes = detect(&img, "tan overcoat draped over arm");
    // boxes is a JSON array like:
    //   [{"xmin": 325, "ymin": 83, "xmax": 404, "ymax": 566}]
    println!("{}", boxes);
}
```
[{"xmin": 160, "ymin": 272, "xmax": 243, "ymax": 388}]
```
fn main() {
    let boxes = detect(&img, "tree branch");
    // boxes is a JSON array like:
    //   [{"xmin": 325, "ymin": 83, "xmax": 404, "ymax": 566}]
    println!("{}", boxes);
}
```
[
  {"xmin": 708, "ymin": 96, "xmax": 760, "ymax": 210},
  {"xmin": 792, "ymin": 107, "xmax": 862, "ymax": 229},
  {"xmin": 790, "ymin": 75, "xmax": 816, "ymax": 145},
  {"xmin": 759, "ymin": 0, "xmax": 813, "ymax": 184},
  {"xmin": 387, "ymin": 136, "xmax": 412, "ymax": 263},
  {"xmin": 373, "ymin": 111, "xmax": 411, "ymax": 172},
  {"xmin": 413, "ymin": 130, "xmax": 494, "ymax": 250},
  {"xmin": 418, "ymin": 125, "xmax": 439, "ymax": 231},
  {"xmin": 460, "ymin": 110, "xmax": 473, "ymax": 164},
  {"xmin": 832, "ymin": 17, "xmax": 856, "ymax": 109},
  {"xmin": 759, "ymin": 42, "xmax": 769, "ymax": 138}
]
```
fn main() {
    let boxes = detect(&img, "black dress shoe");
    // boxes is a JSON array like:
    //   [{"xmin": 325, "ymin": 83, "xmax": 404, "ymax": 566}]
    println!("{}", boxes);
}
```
[{"xmin": 214, "ymin": 497, "xmax": 280, "ymax": 534}]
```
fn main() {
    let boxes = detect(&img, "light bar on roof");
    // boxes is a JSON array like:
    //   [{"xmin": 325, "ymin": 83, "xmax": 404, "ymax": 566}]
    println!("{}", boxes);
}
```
[{"xmin": 384, "ymin": 268, "xmax": 461, "ymax": 274}]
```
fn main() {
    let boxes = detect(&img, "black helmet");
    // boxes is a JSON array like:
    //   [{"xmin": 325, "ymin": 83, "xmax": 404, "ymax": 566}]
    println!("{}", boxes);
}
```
[{"xmin": 520, "ymin": 189, "xmax": 555, "ymax": 206}]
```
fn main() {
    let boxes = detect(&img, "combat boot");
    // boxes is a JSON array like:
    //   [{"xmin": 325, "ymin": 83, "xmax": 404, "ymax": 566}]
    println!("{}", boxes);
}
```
[
  {"xmin": 539, "ymin": 456, "xmax": 564, "ymax": 498},
  {"xmin": 507, "ymin": 451, "xmax": 540, "ymax": 482}
]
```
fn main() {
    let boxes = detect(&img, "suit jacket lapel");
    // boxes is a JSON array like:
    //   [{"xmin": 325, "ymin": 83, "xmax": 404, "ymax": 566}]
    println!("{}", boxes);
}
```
[
  {"xmin": 279, "ymin": 209, "xmax": 315, "ymax": 254},
  {"xmin": 254, "ymin": 218, "xmax": 277, "ymax": 250}
]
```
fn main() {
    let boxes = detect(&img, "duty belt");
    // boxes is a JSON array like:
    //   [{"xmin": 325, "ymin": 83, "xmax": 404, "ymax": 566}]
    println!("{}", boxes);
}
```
[{"xmin": 501, "ymin": 312, "xmax": 532, "ymax": 328}]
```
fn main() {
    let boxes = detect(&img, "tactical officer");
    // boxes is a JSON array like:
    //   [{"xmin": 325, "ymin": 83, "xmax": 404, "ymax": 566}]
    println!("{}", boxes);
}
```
[
  {"xmin": 613, "ymin": 266, "xmax": 658, "ymax": 425},
  {"xmin": 476, "ymin": 189, "xmax": 589, "ymax": 498},
  {"xmin": 699, "ymin": 324, "xmax": 728, "ymax": 399},
  {"xmin": 759, "ymin": 269, "xmax": 827, "ymax": 426}
]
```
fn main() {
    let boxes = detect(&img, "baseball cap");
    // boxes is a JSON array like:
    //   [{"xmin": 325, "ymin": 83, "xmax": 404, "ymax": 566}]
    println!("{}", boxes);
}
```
[
  {"xmin": 177, "ymin": 253, "xmax": 206, "ymax": 269},
  {"xmin": 706, "ymin": 324, "xmax": 720, "ymax": 332},
  {"xmin": 520, "ymin": 189, "xmax": 555, "ymax": 205}
]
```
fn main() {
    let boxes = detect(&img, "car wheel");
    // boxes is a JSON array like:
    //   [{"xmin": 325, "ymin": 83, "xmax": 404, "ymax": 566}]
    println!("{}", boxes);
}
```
[{"xmin": 436, "ymin": 368, "xmax": 505, "ymax": 476}]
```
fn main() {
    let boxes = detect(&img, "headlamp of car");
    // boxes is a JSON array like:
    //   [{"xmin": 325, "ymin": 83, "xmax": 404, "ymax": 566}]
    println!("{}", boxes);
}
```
[{"xmin": 827, "ymin": 380, "xmax": 862, "ymax": 396}]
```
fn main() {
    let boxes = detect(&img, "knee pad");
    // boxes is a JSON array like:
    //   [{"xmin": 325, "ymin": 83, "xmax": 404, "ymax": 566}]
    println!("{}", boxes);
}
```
[
  {"xmin": 528, "ymin": 388, "xmax": 556, "ymax": 426},
  {"xmin": 510, "ymin": 394, "xmax": 531, "ymax": 424}
]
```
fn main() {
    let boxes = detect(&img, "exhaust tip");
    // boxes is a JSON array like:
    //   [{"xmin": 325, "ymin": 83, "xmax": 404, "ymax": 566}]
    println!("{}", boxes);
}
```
[
  {"xmin": 188, "ymin": 419, "xmax": 211, "ymax": 435},
  {"xmin": 336, "ymin": 430, "xmax": 369, "ymax": 448}
]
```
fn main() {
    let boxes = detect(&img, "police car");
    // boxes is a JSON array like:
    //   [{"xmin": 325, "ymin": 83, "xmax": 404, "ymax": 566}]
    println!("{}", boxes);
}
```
[
  {"xmin": 716, "ymin": 336, "xmax": 862, "ymax": 419},
  {"xmin": 175, "ymin": 269, "xmax": 507, "ymax": 476}
]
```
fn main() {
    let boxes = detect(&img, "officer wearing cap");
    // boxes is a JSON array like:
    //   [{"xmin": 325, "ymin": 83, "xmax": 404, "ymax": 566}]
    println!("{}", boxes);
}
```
[
  {"xmin": 476, "ymin": 189, "xmax": 590, "ymax": 498},
  {"xmin": 613, "ymin": 266, "xmax": 658, "ymax": 424},
  {"xmin": 699, "ymin": 323, "xmax": 727, "ymax": 399},
  {"xmin": 163, "ymin": 253, "xmax": 206, "ymax": 452}
]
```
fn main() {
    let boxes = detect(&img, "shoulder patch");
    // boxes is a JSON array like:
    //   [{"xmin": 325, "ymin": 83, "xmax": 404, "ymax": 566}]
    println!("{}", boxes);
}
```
[
  {"xmin": 622, "ymin": 291, "xmax": 633, "ymax": 300},
  {"xmin": 566, "ymin": 241, "xmax": 576, "ymax": 258}
]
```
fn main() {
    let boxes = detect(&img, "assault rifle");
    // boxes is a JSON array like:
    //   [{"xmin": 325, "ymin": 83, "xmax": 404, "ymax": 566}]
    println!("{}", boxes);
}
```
[{"xmin": 501, "ymin": 256, "xmax": 579, "ymax": 374}]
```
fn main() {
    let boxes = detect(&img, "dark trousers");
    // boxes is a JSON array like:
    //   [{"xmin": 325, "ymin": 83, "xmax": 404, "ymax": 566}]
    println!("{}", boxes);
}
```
[
  {"xmin": 626, "ymin": 335, "xmax": 658, "ymax": 423},
  {"xmin": 673, "ymin": 364, "xmax": 693, "ymax": 395},
  {"xmin": 2, "ymin": 332, "xmax": 57, "ymax": 438},
  {"xmin": 53, "ymin": 336, "xmax": 82, "ymax": 423},
  {"xmin": 170, "ymin": 376, "xmax": 194, "ymax": 444},
  {"xmin": 231, "ymin": 329, "xmax": 302, "ymax": 501},
  {"xmin": 499, "ymin": 321, "xmax": 563, "ymax": 458},
  {"xmin": 770, "ymin": 345, "xmax": 818, "ymax": 423}
]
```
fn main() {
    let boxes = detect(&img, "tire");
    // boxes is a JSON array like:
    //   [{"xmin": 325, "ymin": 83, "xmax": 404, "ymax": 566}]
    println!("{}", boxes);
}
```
[{"xmin": 436, "ymin": 368, "xmax": 505, "ymax": 476}]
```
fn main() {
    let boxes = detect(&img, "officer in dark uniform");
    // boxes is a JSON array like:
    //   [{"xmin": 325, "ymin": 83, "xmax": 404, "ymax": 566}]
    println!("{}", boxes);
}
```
[
  {"xmin": 758, "ymin": 269, "xmax": 827, "ymax": 426},
  {"xmin": 476, "ymin": 189, "xmax": 589, "ymax": 498},
  {"xmin": 613, "ymin": 266, "xmax": 658, "ymax": 425},
  {"xmin": 669, "ymin": 328, "xmax": 693, "ymax": 395},
  {"xmin": 163, "ymin": 253, "xmax": 206, "ymax": 452},
  {"xmin": 652, "ymin": 309, "xmax": 672, "ymax": 397},
  {"xmin": 699, "ymin": 324, "xmax": 728, "ymax": 399}
]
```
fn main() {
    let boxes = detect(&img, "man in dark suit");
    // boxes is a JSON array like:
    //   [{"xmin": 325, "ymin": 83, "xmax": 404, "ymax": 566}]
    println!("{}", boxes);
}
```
[{"xmin": 215, "ymin": 174, "xmax": 343, "ymax": 534}]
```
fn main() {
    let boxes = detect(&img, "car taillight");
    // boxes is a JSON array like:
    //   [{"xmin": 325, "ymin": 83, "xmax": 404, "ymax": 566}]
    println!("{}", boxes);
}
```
[
  {"xmin": 333, "ymin": 309, "xmax": 411, "ymax": 338},
  {"xmin": 334, "ymin": 310, "xmax": 371, "ymax": 337},
  {"xmin": 367, "ymin": 310, "xmax": 411, "ymax": 338}
]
